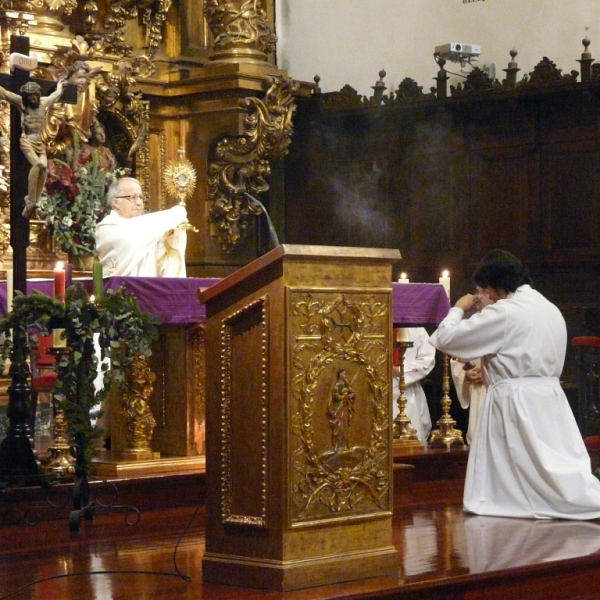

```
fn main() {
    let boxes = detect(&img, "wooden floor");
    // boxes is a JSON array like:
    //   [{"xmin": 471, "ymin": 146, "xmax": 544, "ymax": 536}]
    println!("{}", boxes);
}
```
[{"xmin": 2, "ymin": 451, "xmax": 600, "ymax": 600}]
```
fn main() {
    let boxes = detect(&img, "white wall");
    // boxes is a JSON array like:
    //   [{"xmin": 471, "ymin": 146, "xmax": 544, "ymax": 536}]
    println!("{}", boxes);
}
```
[{"xmin": 275, "ymin": 0, "xmax": 598, "ymax": 94}]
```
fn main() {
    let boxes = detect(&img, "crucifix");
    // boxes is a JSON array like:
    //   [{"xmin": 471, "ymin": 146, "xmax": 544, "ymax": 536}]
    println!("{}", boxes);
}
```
[{"xmin": 0, "ymin": 35, "xmax": 77, "ymax": 482}]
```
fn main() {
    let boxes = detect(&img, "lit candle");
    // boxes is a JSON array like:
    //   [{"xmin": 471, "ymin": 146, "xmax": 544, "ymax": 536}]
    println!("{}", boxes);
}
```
[
  {"xmin": 397, "ymin": 272, "xmax": 409, "ymax": 283},
  {"xmin": 396, "ymin": 327, "xmax": 410, "ymax": 342},
  {"xmin": 6, "ymin": 268, "xmax": 13, "ymax": 314},
  {"xmin": 439, "ymin": 269, "xmax": 451, "ymax": 299},
  {"xmin": 92, "ymin": 261, "xmax": 103, "ymax": 298},
  {"xmin": 54, "ymin": 261, "xmax": 66, "ymax": 299}
]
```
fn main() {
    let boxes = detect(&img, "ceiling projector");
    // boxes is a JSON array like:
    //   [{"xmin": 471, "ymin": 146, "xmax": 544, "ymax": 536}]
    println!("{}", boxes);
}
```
[{"xmin": 434, "ymin": 43, "xmax": 481, "ymax": 61}]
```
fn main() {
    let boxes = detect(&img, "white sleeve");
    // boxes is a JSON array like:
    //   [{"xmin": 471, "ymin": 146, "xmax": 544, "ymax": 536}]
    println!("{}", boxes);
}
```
[
  {"xmin": 96, "ymin": 206, "xmax": 187, "ymax": 276},
  {"xmin": 429, "ymin": 303, "xmax": 506, "ymax": 362},
  {"xmin": 450, "ymin": 358, "xmax": 471, "ymax": 409}
]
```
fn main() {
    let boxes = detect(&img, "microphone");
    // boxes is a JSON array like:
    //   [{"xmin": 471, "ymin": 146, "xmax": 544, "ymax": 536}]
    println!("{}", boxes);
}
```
[{"xmin": 242, "ymin": 191, "xmax": 280, "ymax": 250}]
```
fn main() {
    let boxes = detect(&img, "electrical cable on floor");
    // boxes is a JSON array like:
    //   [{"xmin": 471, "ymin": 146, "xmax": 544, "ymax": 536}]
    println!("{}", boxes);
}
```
[{"xmin": 0, "ymin": 499, "xmax": 203, "ymax": 600}]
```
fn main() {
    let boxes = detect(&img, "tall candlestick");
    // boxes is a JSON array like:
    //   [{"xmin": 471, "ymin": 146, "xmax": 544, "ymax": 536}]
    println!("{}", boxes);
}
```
[
  {"xmin": 6, "ymin": 269, "xmax": 13, "ymax": 314},
  {"xmin": 439, "ymin": 269, "xmax": 450, "ymax": 299},
  {"xmin": 54, "ymin": 261, "xmax": 66, "ymax": 299},
  {"xmin": 93, "ymin": 261, "xmax": 103, "ymax": 298},
  {"xmin": 397, "ymin": 272, "xmax": 409, "ymax": 283}
]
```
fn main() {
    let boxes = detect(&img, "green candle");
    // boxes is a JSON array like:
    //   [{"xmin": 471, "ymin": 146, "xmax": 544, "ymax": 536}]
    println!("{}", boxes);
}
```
[{"xmin": 93, "ymin": 261, "xmax": 103, "ymax": 298}]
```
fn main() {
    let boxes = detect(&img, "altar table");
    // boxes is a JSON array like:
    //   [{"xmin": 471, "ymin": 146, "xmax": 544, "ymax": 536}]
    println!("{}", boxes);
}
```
[
  {"xmin": 0, "ymin": 278, "xmax": 449, "ymax": 459},
  {"xmin": 392, "ymin": 282, "xmax": 450, "ymax": 327},
  {"xmin": 0, "ymin": 278, "xmax": 449, "ymax": 326}
]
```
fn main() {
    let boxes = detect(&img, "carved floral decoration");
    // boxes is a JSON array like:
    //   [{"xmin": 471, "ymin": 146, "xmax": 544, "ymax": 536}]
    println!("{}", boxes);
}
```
[
  {"xmin": 290, "ymin": 292, "xmax": 391, "ymax": 522},
  {"xmin": 207, "ymin": 75, "xmax": 297, "ymax": 252},
  {"xmin": 205, "ymin": 0, "xmax": 276, "ymax": 61}
]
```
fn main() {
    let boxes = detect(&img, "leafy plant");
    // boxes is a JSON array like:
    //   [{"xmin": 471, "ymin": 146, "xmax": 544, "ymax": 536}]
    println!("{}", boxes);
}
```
[
  {"xmin": 0, "ymin": 285, "xmax": 160, "ymax": 473},
  {"xmin": 39, "ymin": 136, "xmax": 127, "ymax": 267}
]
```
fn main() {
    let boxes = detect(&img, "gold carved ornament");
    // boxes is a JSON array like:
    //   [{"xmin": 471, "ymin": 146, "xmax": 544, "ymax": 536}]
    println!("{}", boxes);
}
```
[
  {"xmin": 290, "ymin": 292, "xmax": 391, "ymax": 522},
  {"xmin": 120, "ymin": 350, "xmax": 157, "ymax": 453},
  {"xmin": 91, "ymin": 0, "xmax": 172, "ymax": 69},
  {"xmin": 207, "ymin": 75, "xmax": 297, "ymax": 252},
  {"xmin": 27, "ymin": 0, "xmax": 78, "ymax": 14},
  {"xmin": 204, "ymin": 0, "xmax": 276, "ymax": 63}
]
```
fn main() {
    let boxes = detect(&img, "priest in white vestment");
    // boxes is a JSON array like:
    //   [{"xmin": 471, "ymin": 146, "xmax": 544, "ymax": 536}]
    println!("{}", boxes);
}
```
[
  {"xmin": 430, "ymin": 249, "xmax": 600, "ymax": 520},
  {"xmin": 392, "ymin": 327, "xmax": 435, "ymax": 442},
  {"xmin": 95, "ymin": 177, "xmax": 188, "ymax": 277}
]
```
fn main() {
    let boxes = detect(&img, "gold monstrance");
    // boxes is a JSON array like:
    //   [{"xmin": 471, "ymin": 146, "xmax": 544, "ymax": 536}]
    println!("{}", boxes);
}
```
[{"xmin": 163, "ymin": 147, "xmax": 198, "ymax": 232}]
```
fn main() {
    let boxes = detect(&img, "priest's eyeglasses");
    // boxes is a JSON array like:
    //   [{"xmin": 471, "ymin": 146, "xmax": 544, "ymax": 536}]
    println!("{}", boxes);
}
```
[{"xmin": 116, "ymin": 194, "xmax": 146, "ymax": 203}]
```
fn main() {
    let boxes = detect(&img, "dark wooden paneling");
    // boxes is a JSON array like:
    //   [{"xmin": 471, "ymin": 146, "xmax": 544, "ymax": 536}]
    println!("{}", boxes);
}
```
[{"xmin": 283, "ymin": 84, "xmax": 600, "ymax": 340}]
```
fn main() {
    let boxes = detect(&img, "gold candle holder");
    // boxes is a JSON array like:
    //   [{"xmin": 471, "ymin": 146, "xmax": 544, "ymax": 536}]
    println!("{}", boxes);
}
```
[
  {"xmin": 41, "ymin": 346, "xmax": 76, "ymax": 477},
  {"xmin": 429, "ymin": 353, "xmax": 466, "ymax": 449},
  {"xmin": 392, "ymin": 339, "xmax": 423, "ymax": 449},
  {"xmin": 42, "ymin": 409, "xmax": 75, "ymax": 477}
]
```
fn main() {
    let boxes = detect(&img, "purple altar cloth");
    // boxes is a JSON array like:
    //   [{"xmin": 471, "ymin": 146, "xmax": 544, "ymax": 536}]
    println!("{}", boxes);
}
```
[
  {"xmin": 104, "ymin": 277, "xmax": 220, "ymax": 325},
  {"xmin": 0, "ymin": 278, "xmax": 449, "ymax": 327},
  {"xmin": 105, "ymin": 279, "xmax": 449, "ymax": 326},
  {"xmin": 392, "ymin": 283, "xmax": 450, "ymax": 327}
]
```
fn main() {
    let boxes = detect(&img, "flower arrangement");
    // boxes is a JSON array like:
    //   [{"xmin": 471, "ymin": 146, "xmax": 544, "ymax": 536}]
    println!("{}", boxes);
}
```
[{"xmin": 39, "ymin": 137, "xmax": 125, "ymax": 266}]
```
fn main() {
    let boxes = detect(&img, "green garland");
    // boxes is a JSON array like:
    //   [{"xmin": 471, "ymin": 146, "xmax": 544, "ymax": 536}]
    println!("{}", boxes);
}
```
[{"xmin": 0, "ymin": 285, "xmax": 160, "ymax": 473}]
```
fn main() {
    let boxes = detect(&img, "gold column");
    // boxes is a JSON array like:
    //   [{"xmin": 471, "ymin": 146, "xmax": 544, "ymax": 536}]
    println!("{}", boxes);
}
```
[
  {"xmin": 204, "ymin": 0, "xmax": 277, "ymax": 65},
  {"xmin": 110, "ymin": 352, "xmax": 159, "ymax": 461}
]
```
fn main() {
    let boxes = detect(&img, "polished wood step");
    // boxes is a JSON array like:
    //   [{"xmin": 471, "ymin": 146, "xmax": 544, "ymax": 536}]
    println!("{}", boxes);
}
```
[{"xmin": 2, "ymin": 502, "xmax": 600, "ymax": 599}]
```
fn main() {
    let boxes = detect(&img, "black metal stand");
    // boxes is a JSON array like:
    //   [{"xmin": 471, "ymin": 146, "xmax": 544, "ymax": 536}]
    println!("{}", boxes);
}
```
[
  {"xmin": 0, "ymin": 473, "xmax": 141, "ymax": 532},
  {"xmin": 0, "ymin": 365, "xmax": 40, "ymax": 484}
]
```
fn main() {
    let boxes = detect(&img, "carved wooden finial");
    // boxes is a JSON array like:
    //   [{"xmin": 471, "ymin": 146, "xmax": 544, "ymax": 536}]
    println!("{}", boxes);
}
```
[
  {"xmin": 582, "ymin": 36, "xmax": 591, "ymax": 59},
  {"xmin": 508, "ymin": 47, "xmax": 518, "ymax": 68},
  {"xmin": 313, "ymin": 74, "xmax": 321, "ymax": 94},
  {"xmin": 371, "ymin": 69, "xmax": 387, "ymax": 105},
  {"xmin": 579, "ymin": 37, "xmax": 593, "ymax": 81},
  {"xmin": 373, "ymin": 69, "xmax": 387, "ymax": 89}
]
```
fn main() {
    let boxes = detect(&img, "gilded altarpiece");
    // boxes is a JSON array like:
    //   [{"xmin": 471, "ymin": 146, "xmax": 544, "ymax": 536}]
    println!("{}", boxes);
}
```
[{"xmin": 289, "ymin": 288, "xmax": 392, "ymax": 524}]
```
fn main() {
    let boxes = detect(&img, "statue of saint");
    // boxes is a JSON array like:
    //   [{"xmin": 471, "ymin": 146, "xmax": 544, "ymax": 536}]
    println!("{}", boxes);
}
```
[
  {"xmin": 78, "ymin": 120, "xmax": 117, "ymax": 172},
  {"xmin": 327, "ymin": 368, "xmax": 356, "ymax": 452},
  {"xmin": 64, "ymin": 60, "xmax": 101, "ymax": 141}
]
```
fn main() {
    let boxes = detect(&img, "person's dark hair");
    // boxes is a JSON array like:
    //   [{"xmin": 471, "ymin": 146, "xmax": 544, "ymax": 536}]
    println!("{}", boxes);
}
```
[{"xmin": 473, "ymin": 249, "xmax": 532, "ymax": 293}]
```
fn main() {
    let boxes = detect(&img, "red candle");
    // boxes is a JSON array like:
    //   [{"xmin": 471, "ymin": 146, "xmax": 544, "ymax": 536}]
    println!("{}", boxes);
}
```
[{"xmin": 54, "ymin": 261, "xmax": 66, "ymax": 298}]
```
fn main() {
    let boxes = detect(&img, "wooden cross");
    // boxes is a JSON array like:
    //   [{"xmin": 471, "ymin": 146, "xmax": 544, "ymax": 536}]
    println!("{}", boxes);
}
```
[
  {"xmin": 0, "ymin": 35, "xmax": 77, "ymax": 482},
  {"xmin": 0, "ymin": 35, "xmax": 77, "ymax": 294}
]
